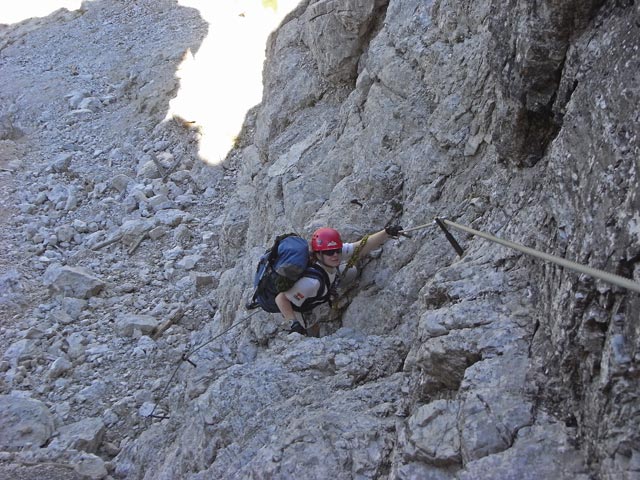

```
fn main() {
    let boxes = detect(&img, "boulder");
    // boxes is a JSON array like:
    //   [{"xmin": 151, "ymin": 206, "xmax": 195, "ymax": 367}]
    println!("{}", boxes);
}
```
[
  {"xmin": 49, "ymin": 417, "xmax": 105, "ymax": 453},
  {"xmin": 115, "ymin": 314, "xmax": 159, "ymax": 337},
  {"xmin": 0, "ymin": 395, "xmax": 55, "ymax": 448},
  {"xmin": 42, "ymin": 264, "xmax": 105, "ymax": 299}
]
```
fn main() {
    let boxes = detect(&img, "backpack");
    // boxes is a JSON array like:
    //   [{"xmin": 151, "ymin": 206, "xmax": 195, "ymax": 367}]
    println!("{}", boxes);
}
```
[{"xmin": 246, "ymin": 233, "xmax": 334, "ymax": 313}]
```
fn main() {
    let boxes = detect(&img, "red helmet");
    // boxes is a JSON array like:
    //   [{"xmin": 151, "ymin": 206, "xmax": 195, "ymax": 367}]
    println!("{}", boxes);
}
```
[{"xmin": 311, "ymin": 227, "xmax": 343, "ymax": 252}]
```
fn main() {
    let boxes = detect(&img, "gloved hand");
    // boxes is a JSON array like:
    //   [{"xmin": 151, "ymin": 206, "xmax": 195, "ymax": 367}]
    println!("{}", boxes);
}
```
[
  {"xmin": 288, "ymin": 320, "xmax": 307, "ymax": 336},
  {"xmin": 384, "ymin": 224, "xmax": 404, "ymax": 237}
]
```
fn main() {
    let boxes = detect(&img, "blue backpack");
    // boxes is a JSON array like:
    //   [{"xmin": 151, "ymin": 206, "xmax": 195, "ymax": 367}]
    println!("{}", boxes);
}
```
[{"xmin": 246, "ymin": 233, "xmax": 333, "ymax": 313}]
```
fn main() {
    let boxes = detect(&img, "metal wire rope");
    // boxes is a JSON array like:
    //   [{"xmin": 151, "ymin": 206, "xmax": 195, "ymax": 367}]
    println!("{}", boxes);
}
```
[
  {"xmin": 147, "ymin": 309, "xmax": 261, "ymax": 420},
  {"xmin": 439, "ymin": 218, "xmax": 640, "ymax": 294}
]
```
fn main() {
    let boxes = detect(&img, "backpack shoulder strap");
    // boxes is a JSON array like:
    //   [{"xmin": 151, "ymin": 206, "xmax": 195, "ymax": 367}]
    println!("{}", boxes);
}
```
[
  {"xmin": 293, "ymin": 264, "xmax": 334, "ymax": 312},
  {"xmin": 307, "ymin": 263, "xmax": 331, "ymax": 283}
]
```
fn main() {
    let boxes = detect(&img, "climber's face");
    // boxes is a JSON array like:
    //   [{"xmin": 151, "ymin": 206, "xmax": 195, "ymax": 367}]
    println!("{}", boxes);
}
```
[{"xmin": 321, "ymin": 248, "xmax": 342, "ymax": 268}]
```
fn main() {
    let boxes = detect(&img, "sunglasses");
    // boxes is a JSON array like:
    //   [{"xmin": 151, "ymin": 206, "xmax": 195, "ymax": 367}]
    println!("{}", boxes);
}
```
[{"xmin": 322, "ymin": 248, "xmax": 342, "ymax": 256}]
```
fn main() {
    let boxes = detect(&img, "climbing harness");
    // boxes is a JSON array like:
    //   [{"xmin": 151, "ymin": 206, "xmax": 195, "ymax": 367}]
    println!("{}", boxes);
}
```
[
  {"xmin": 147, "ymin": 309, "xmax": 261, "ymax": 420},
  {"xmin": 422, "ymin": 217, "xmax": 640, "ymax": 294}
]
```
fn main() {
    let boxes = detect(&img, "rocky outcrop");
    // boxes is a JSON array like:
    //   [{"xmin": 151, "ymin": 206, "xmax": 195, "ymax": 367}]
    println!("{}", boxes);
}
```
[
  {"xmin": 528, "ymin": 3, "xmax": 640, "ymax": 473},
  {"xmin": 208, "ymin": 0, "xmax": 639, "ymax": 478}
]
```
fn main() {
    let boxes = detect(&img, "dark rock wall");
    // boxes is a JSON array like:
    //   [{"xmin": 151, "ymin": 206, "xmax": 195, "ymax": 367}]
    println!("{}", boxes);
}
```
[
  {"xmin": 527, "ymin": 2, "xmax": 640, "ymax": 474},
  {"xmin": 488, "ymin": 0, "xmax": 606, "ymax": 167}
]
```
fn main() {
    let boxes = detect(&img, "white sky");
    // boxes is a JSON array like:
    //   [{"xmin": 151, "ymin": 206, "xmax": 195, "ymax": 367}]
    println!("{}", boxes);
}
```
[
  {"xmin": 1, "ymin": 0, "xmax": 299, "ymax": 164},
  {"xmin": 0, "ymin": 1, "xmax": 83, "ymax": 24},
  {"xmin": 170, "ymin": 0, "xmax": 298, "ymax": 163}
]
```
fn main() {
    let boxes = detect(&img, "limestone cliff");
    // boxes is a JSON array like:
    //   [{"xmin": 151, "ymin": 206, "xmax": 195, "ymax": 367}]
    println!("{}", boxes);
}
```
[{"xmin": 206, "ymin": 0, "xmax": 639, "ymax": 477}]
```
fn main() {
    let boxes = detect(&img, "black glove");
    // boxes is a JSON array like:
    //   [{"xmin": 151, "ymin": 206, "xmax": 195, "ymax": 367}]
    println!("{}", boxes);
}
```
[
  {"xmin": 288, "ymin": 321, "xmax": 307, "ymax": 336},
  {"xmin": 385, "ymin": 224, "xmax": 403, "ymax": 237}
]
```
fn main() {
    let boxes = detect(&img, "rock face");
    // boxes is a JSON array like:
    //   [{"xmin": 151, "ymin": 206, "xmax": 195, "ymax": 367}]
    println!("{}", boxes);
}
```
[
  {"xmin": 0, "ymin": 0, "xmax": 638, "ymax": 479},
  {"xmin": 208, "ymin": 0, "xmax": 639, "ymax": 478}
]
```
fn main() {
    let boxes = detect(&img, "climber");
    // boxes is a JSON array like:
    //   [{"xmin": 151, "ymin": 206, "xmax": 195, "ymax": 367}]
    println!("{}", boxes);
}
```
[{"xmin": 276, "ymin": 224, "xmax": 403, "ymax": 337}]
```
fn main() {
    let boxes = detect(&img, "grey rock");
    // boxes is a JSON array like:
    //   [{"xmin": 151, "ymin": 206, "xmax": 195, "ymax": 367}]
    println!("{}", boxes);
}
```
[
  {"xmin": 173, "ymin": 224, "xmax": 192, "ymax": 244},
  {"xmin": 65, "ymin": 331, "xmax": 87, "ymax": 360},
  {"xmin": 76, "ymin": 380, "xmax": 108, "ymax": 404},
  {"xmin": 3, "ymin": 339, "xmax": 38, "ymax": 367},
  {"xmin": 42, "ymin": 264, "xmax": 105, "ymax": 299},
  {"xmin": 48, "ymin": 357, "xmax": 72, "ymax": 378},
  {"xmin": 398, "ymin": 400, "xmax": 461, "ymax": 466},
  {"xmin": 50, "ymin": 153, "xmax": 73, "ymax": 173},
  {"xmin": 459, "ymin": 416, "xmax": 590, "ymax": 480},
  {"xmin": 46, "ymin": 184, "xmax": 69, "ymax": 205},
  {"xmin": 137, "ymin": 160, "xmax": 161, "ymax": 179},
  {"xmin": 0, "ymin": 269, "xmax": 23, "ymax": 306},
  {"xmin": 50, "ymin": 417, "xmax": 105, "ymax": 454},
  {"xmin": 0, "ymin": 113, "xmax": 24, "ymax": 140},
  {"xmin": 176, "ymin": 254, "xmax": 201, "ymax": 270},
  {"xmin": 78, "ymin": 97, "xmax": 102, "ymax": 112},
  {"xmin": 154, "ymin": 209, "xmax": 187, "ymax": 227},
  {"xmin": 61, "ymin": 297, "xmax": 87, "ymax": 320},
  {"xmin": 0, "ymin": 395, "xmax": 55, "ymax": 448},
  {"xmin": 110, "ymin": 173, "xmax": 133, "ymax": 193},
  {"xmin": 115, "ymin": 314, "xmax": 158, "ymax": 337},
  {"xmin": 119, "ymin": 218, "xmax": 155, "ymax": 248},
  {"xmin": 72, "ymin": 452, "xmax": 108, "ymax": 480},
  {"xmin": 147, "ymin": 194, "xmax": 174, "ymax": 211},
  {"xmin": 302, "ymin": 0, "xmax": 381, "ymax": 83},
  {"xmin": 132, "ymin": 336, "xmax": 156, "ymax": 357}
]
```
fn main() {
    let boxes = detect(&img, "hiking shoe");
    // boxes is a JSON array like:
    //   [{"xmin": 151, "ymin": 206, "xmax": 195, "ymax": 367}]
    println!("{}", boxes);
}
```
[
  {"xmin": 245, "ymin": 300, "xmax": 259, "ymax": 310},
  {"xmin": 288, "ymin": 321, "xmax": 307, "ymax": 336}
]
